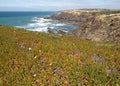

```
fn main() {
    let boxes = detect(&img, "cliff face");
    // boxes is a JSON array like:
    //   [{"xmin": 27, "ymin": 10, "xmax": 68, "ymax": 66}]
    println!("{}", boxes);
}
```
[
  {"xmin": 50, "ymin": 10, "xmax": 90, "ymax": 25},
  {"xmin": 73, "ymin": 14, "xmax": 120, "ymax": 43},
  {"xmin": 50, "ymin": 9, "xmax": 120, "ymax": 43}
]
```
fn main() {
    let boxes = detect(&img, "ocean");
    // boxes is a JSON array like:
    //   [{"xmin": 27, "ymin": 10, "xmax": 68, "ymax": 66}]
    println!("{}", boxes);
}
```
[{"xmin": 0, "ymin": 11, "xmax": 77, "ymax": 32}]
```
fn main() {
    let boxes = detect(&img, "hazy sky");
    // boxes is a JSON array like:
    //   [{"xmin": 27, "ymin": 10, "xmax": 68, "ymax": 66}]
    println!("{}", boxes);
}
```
[{"xmin": 0, "ymin": 0, "xmax": 120, "ymax": 11}]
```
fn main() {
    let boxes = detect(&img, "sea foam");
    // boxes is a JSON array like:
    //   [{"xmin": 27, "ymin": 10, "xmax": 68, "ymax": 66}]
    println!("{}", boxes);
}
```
[{"xmin": 16, "ymin": 16, "xmax": 76, "ymax": 32}]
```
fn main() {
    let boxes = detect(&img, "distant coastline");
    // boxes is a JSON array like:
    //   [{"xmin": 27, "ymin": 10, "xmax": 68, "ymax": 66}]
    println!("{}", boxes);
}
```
[
  {"xmin": 0, "ymin": 9, "xmax": 120, "ymax": 43},
  {"xmin": 48, "ymin": 9, "xmax": 120, "ymax": 43}
]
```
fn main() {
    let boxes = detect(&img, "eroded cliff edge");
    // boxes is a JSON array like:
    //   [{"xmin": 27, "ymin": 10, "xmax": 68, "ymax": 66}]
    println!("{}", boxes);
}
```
[{"xmin": 49, "ymin": 9, "xmax": 120, "ymax": 43}]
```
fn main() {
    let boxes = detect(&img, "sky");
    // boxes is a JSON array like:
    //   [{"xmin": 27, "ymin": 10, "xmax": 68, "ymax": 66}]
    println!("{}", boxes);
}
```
[{"xmin": 0, "ymin": 0, "xmax": 120, "ymax": 11}]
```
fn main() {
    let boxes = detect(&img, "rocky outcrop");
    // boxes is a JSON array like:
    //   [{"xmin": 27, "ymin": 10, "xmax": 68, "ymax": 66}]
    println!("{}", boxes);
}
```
[
  {"xmin": 49, "ymin": 9, "xmax": 119, "ymax": 25},
  {"xmin": 47, "ymin": 27, "xmax": 68, "ymax": 35},
  {"xmin": 49, "ymin": 9, "xmax": 120, "ymax": 43},
  {"xmin": 72, "ymin": 14, "xmax": 120, "ymax": 43},
  {"xmin": 49, "ymin": 10, "xmax": 89, "ymax": 25}
]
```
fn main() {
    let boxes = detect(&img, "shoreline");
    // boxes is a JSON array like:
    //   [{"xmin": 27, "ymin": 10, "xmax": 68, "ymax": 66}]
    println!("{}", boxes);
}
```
[{"xmin": 47, "ymin": 9, "xmax": 120, "ymax": 43}]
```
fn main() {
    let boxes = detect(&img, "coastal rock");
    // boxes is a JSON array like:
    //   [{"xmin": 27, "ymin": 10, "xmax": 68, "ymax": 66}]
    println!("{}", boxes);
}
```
[
  {"xmin": 50, "ymin": 10, "xmax": 88, "ymax": 25},
  {"xmin": 57, "ymin": 29, "xmax": 68, "ymax": 35},
  {"xmin": 50, "ymin": 9, "xmax": 120, "ymax": 43},
  {"xmin": 72, "ymin": 13, "xmax": 120, "ymax": 43},
  {"xmin": 47, "ymin": 27, "xmax": 68, "ymax": 35},
  {"xmin": 47, "ymin": 27, "xmax": 56, "ymax": 34}
]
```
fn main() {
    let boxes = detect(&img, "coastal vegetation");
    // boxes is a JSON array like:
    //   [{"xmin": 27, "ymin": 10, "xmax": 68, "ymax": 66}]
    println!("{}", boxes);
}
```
[{"xmin": 0, "ymin": 25, "xmax": 120, "ymax": 86}]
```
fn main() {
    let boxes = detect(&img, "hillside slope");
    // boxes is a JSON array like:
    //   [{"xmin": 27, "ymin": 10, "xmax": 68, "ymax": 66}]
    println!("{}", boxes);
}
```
[{"xmin": 0, "ymin": 25, "xmax": 120, "ymax": 86}]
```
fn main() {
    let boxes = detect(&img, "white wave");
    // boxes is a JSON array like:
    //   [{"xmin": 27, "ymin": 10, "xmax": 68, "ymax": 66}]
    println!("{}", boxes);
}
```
[
  {"xmin": 32, "ymin": 19, "xmax": 38, "ymax": 22},
  {"xmin": 34, "ymin": 17, "xmax": 37, "ymax": 19},
  {"xmin": 16, "ymin": 16, "xmax": 71, "ymax": 33},
  {"xmin": 43, "ymin": 19, "xmax": 52, "ymax": 22},
  {"xmin": 16, "ymin": 26, "xmax": 22, "ymax": 28},
  {"xmin": 31, "ymin": 17, "xmax": 52, "ymax": 24},
  {"xmin": 25, "ymin": 22, "xmax": 50, "ymax": 28},
  {"xmin": 31, "ymin": 27, "xmax": 48, "ymax": 32},
  {"xmin": 49, "ymin": 27, "xmax": 54, "ymax": 29},
  {"xmin": 39, "ymin": 18, "xmax": 52, "ymax": 23},
  {"xmin": 28, "ymin": 23, "xmax": 35, "ymax": 27},
  {"xmin": 53, "ymin": 23, "xmax": 66, "ymax": 26},
  {"xmin": 38, "ymin": 22, "xmax": 51, "ymax": 26}
]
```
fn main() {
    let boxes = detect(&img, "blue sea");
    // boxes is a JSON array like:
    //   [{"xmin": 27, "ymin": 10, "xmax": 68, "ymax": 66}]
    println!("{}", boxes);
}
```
[{"xmin": 0, "ymin": 11, "xmax": 77, "ymax": 32}]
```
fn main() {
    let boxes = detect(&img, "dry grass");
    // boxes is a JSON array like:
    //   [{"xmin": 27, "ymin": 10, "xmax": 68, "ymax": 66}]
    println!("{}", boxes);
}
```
[{"xmin": 0, "ymin": 25, "xmax": 120, "ymax": 86}]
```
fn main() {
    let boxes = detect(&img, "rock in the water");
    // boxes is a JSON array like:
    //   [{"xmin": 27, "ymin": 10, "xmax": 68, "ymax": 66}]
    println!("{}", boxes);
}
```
[{"xmin": 47, "ymin": 27, "xmax": 56, "ymax": 34}]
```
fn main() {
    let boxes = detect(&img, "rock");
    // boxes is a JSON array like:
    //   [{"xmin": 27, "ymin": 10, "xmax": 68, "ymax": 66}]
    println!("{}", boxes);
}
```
[
  {"xmin": 44, "ymin": 16, "xmax": 50, "ymax": 19},
  {"xmin": 71, "ymin": 11, "xmax": 120, "ymax": 43},
  {"xmin": 47, "ymin": 27, "xmax": 68, "ymax": 36},
  {"xmin": 49, "ymin": 10, "xmax": 87, "ymax": 25},
  {"xmin": 57, "ymin": 29, "xmax": 68, "ymax": 35},
  {"xmin": 47, "ymin": 27, "xmax": 56, "ymax": 34}
]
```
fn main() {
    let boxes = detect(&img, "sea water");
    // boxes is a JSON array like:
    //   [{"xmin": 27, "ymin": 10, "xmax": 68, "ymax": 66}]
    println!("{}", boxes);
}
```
[{"xmin": 0, "ymin": 11, "xmax": 77, "ymax": 32}]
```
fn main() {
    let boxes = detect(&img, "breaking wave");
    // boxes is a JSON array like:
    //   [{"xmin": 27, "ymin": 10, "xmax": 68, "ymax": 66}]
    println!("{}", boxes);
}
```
[{"xmin": 16, "ymin": 17, "xmax": 76, "ymax": 32}]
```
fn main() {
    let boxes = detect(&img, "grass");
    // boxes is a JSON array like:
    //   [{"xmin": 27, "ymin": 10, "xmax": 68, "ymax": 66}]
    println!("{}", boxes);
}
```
[
  {"xmin": 88, "ymin": 10, "xmax": 120, "ymax": 16},
  {"xmin": 0, "ymin": 25, "xmax": 120, "ymax": 86}
]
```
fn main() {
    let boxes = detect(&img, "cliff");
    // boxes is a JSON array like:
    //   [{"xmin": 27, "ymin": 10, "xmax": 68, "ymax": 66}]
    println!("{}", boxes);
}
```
[
  {"xmin": 72, "ymin": 13, "xmax": 120, "ymax": 43},
  {"xmin": 49, "ymin": 9, "xmax": 120, "ymax": 43}
]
